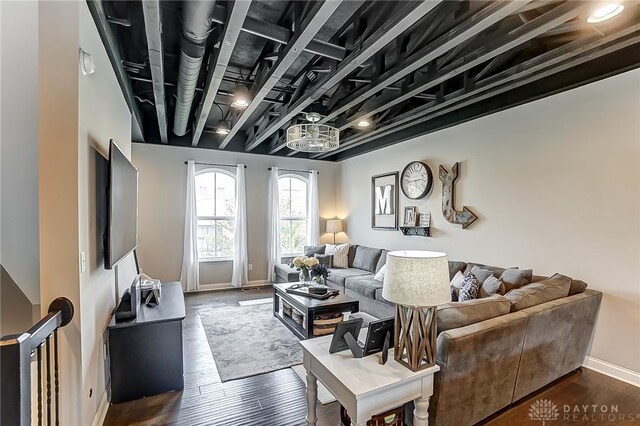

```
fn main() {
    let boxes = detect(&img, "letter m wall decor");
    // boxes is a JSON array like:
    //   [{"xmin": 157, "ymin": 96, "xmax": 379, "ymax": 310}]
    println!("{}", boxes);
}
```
[
  {"xmin": 375, "ymin": 185, "xmax": 393, "ymax": 215},
  {"xmin": 371, "ymin": 172, "xmax": 399, "ymax": 230}
]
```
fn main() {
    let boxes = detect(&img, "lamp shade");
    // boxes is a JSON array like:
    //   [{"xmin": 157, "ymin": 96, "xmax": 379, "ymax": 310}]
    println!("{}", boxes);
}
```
[
  {"xmin": 382, "ymin": 250, "xmax": 450, "ymax": 307},
  {"xmin": 326, "ymin": 219, "xmax": 343, "ymax": 234}
]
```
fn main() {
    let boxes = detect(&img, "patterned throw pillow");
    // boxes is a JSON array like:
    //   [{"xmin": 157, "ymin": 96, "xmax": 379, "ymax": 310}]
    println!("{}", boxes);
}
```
[
  {"xmin": 332, "ymin": 244, "xmax": 350, "ymax": 269},
  {"xmin": 459, "ymin": 272, "xmax": 481, "ymax": 302}
]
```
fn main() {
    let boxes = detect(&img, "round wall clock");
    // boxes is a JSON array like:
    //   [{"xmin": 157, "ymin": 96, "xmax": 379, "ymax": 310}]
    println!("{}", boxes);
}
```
[{"xmin": 400, "ymin": 161, "xmax": 433, "ymax": 199}]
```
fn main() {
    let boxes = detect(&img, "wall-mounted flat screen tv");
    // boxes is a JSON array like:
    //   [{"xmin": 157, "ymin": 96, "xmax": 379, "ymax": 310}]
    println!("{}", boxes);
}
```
[{"xmin": 106, "ymin": 140, "xmax": 138, "ymax": 270}]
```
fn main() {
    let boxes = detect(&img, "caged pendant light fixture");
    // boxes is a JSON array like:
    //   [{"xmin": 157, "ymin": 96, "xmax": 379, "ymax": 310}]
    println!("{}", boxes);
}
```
[{"xmin": 286, "ymin": 112, "xmax": 339, "ymax": 153}]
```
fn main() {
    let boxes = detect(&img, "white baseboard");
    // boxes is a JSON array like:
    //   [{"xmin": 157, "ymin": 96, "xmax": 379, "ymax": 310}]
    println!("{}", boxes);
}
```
[
  {"xmin": 583, "ymin": 356, "xmax": 640, "ymax": 388},
  {"xmin": 91, "ymin": 389, "xmax": 109, "ymax": 426},
  {"xmin": 196, "ymin": 280, "xmax": 271, "ymax": 292}
]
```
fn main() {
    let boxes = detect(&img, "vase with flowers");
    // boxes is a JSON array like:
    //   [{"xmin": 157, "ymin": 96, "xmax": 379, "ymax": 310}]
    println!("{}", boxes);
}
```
[
  {"xmin": 291, "ymin": 256, "xmax": 320, "ymax": 284},
  {"xmin": 310, "ymin": 264, "xmax": 330, "ymax": 286}
]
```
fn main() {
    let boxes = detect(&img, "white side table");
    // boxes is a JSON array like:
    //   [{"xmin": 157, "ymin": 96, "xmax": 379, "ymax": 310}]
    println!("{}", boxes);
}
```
[{"xmin": 300, "ymin": 332, "xmax": 439, "ymax": 426}]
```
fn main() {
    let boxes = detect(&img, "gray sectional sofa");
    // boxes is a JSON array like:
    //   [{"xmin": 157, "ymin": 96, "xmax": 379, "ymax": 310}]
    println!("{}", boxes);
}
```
[
  {"xmin": 275, "ymin": 245, "xmax": 395, "ymax": 318},
  {"xmin": 274, "ymin": 244, "xmax": 601, "ymax": 426}
]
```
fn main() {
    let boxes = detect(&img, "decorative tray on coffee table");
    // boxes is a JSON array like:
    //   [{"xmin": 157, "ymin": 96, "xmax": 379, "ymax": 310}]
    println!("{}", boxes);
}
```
[{"xmin": 285, "ymin": 284, "xmax": 340, "ymax": 300}]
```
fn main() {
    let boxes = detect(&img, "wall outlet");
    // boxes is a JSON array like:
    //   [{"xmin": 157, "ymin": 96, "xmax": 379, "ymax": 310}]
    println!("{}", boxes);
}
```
[
  {"xmin": 248, "ymin": 264, "xmax": 253, "ymax": 271},
  {"xmin": 80, "ymin": 251, "xmax": 86, "ymax": 273}
]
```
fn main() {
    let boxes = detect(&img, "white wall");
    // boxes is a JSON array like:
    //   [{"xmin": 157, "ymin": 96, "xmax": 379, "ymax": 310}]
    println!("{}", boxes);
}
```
[
  {"xmin": 38, "ymin": 2, "xmax": 133, "ymax": 424},
  {"xmin": 132, "ymin": 144, "xmax": 341, "ymax": 285},
  {"xmin": 39, "ymin": 2, "xmax": 82, "ymax": 423},
  {"xmin": 77, "ymin": 2, "xmax": 133, "ymax": 423},
  {"xmin": 0, "ymin": 0, "xmax": 40, "ymax": 304},
  {"xmin": 338, "ymin": 69, "xmax": 640, "ymax": 373}
]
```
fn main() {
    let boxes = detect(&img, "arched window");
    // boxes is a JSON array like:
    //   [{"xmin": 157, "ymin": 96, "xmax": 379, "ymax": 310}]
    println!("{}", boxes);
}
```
[
  {"xmin": 279, "ymin": 175, "xmax": 308, "ymax": 256},
  {"xmin": 196, "ymin": 169, "xmax": 236, "ymax": 260}
]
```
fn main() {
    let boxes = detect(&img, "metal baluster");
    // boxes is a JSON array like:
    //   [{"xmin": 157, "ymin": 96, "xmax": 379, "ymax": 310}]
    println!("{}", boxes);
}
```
[
  {"xmin": 54, "ymin": 330, "xmax": 60, "ymax": 426},
  {"xmin": 37, "ymin": 345, "xmax": 43, "ymax": 426},
  {"xmin": 46, "ymin": 336, "xmax": 52, "ymax": 426}
]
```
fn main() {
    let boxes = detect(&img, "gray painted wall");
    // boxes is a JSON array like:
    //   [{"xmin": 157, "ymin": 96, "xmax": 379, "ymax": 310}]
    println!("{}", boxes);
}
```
[
  {"xmin": 38, "ymin": 2, "xmax": 133, "ymax": 424},
  {"xmin": 1, "ymin": 0, "xmax": 40, "ymax": 304},
  {"xmin": 78, "ymin": 2, "xmax": 134, "ymax": 421},
  {"xmin": 131, "ymin": 144, "xmax": 341, "ymax": 285},
  {"xmin": 338, "ymin": 69, "xmax": 640, "ymax": 373}
]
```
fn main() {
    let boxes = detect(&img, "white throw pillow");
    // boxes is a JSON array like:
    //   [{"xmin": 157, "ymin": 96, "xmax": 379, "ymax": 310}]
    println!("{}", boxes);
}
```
[
  {"xmin": 325, "ymin": 244, "xmax": 337, "ymax": 254},
  {"xmin": 332, "ymin": 244, "xmax": 350, "ymax": 268},
  {"xmin": 374, "ymin": 264, "xmax": 386, "ymax": 282},
  {"xmin": 450, "ymin": 271, "xmax": 465, "ymax": 289}
]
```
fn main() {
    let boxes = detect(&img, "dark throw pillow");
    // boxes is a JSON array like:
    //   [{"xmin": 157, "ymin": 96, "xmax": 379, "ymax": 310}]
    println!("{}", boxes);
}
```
[
  {"xmin": 459, "ymin": 273, "xmax": 481, "ymax": 302},
  {"xmin": 304, "ymin": 245, "xmax": 326, "ymax": 257},
  {"xmin": 450, "ymin": 287, "xmax": 459, "ymax": 302},
  {"xmin": 313, "ymin": 254, "xmax": 333, "ymax": 268}
]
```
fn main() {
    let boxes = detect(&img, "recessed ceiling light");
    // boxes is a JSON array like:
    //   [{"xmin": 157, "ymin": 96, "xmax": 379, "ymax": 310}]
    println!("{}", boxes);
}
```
[
  {"xmin": 231, "ymin": 86, "xmax": 251, "ymax": 108},
  {"xmin": 587, "ymin": 3, "xmax": 624, "ymax": 23},
  {"xmin": 231, "ymin": 99, "xmax": 249, "ymax": 108},
  {"xmin": 357, "ymin": 119, "xmax": 371, "ymax": 128},
  {"xmin": 216, "ymin": 120, "xmax": 230, "ymax": 135}
]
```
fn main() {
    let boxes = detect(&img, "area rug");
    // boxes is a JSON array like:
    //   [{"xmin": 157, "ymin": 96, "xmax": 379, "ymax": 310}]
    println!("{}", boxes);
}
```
[
  {"xmin": 199, "ymin": 303, "xmax": 302, "ymax": 382},
  {"xmin": 237, "ymin": 297, "xmax": 272, "ymax": 306}
]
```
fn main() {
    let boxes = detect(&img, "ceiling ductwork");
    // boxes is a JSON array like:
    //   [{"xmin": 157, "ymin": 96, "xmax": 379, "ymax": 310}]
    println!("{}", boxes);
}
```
[
  {"xmin": 172, "ymin": 0, "xmax": 216, "ymax": 136},
  {"xmin": 93, "ymin": 0, "xmax": 640, "ymax": 158}
]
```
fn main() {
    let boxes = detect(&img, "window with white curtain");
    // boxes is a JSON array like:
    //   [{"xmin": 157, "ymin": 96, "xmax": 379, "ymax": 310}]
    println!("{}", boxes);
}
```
[
  {"xmin": 279, "ymin": 175, "xmax": 309, "ymax": 256},
  {"xmin": 195, "ymin": 169, "xmax": 236, "ymax": 260}
]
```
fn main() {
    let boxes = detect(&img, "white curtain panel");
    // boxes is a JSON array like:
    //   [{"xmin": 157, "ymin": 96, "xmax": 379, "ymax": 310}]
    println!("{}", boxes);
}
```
[
  {"xmin": 180, "ymin": 160, "xmax": 199, "ymax": 292},
  {"xmin": 307, "ymin": 170, "xmax": 320, "ymax": 246},
  {"xmin": 267, "ymin": 167, "xmax": 281, "ymax": 283},
  {"xmin": 231, "ymin": 164, "xmax": 249, "ymax": 287}
]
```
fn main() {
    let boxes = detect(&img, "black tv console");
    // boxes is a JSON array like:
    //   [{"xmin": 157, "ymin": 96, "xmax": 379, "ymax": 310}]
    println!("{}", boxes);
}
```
[{"xmin": 107, "ymin": 281, "xmax": 186, "ymax": 403}]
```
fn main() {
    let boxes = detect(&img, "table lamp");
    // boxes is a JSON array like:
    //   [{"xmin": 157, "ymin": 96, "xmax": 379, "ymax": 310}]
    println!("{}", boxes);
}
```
[
  {"xmin": 326, "ymin": 219, "xmax": 343, "ymax": 244},
  {"xmin": 382, "ymin": 251, "xmax": 450, "ymax": 371}
]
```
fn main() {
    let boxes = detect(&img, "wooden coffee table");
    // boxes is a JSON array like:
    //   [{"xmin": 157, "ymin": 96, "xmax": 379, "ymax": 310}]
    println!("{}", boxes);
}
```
[{"xmin": 273, "ymin": 283, "xmax": 359, "ymax": 339}]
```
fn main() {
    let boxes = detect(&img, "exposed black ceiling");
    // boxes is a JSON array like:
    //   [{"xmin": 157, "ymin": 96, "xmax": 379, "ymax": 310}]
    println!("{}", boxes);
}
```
[{"xmin": 88, "ymin": 0, "xmax": 640, "ymax": 161}]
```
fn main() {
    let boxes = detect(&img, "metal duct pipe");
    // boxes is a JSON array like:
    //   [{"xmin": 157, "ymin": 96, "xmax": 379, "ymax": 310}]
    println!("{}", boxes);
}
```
[{"xmin": 173, "ymin": 0, "xmax": 216, "ymax": 136}]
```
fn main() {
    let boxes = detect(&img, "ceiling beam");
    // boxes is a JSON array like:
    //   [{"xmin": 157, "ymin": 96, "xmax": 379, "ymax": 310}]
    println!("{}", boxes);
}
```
[
  {"xmin": 210, "ymin": 4, "xmax": 346, "ymax": 61},
  {"xmin": 218, "ymin": 0, "xmax": 344, "ymax": 149},
  {"xmin": 86, "ymin": 0, "xmax": 144, "ymax": 139},
  {"xmin": 191, "ymin": 0, "xmax": 251, "ymax": 147},
  {"xmin": 324, "ymin": 23, "xmax": 640, "ymax": 158},
  {"xmin": 474, "ymin": 49, "xmax": 519, "ymax": 81},
  {"xmin": 330, "ymin": 0, "xmax": 591, "ymax": 135},
  {"xmin": 141, "ymin": 0, "xmax": 168, "ymax": 144},
  {"xmin": 251, "ymin": 0, "xmax": 443, "ymax": 154},
  {"xmin": 318, "ymin": 0, "xmax": 528, "ymax": 126}
]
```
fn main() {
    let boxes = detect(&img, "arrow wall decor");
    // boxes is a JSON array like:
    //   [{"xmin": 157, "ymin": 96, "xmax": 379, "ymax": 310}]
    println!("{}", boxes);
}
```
[{"xmin": 439, "ymin": 162, "xmax": 478, "ymax": 229}]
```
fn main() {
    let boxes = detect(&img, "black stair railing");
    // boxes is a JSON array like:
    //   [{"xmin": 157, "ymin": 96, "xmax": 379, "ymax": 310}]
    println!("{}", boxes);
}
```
[{"xmin": 1, "ymin": 297, "xmax": 74, "ymax": 426}]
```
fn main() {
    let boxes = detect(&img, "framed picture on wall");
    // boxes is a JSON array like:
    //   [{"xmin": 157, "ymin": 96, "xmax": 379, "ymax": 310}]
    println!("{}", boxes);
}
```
[
  {"xmin": 371, "ymin": 172, "xmax": 399, "ymax": 230},
  {"xmin": 403, "ymin": 206, "xmax": 417, "ymax": 227},
  {"xmin": 419, "ymin": 212, "xmax": 431, "ymax": 227}
]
